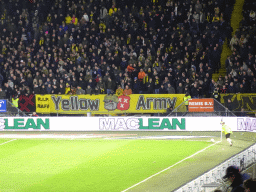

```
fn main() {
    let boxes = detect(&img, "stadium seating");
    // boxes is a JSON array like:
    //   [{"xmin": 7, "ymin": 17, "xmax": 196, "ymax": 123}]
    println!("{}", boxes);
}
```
[{"xmin": 1, "ymin": 0, "xmax": 252, "ymax": 102}]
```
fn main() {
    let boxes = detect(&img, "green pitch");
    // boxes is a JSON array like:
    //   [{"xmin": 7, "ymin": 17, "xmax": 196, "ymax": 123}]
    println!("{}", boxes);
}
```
[{"xmin": 0, "ymin": 138, "xmax": 211, "ymax": 192}]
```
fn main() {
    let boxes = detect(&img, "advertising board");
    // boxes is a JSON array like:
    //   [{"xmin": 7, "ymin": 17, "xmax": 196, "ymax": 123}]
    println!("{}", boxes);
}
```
[
  {"xmin": 0, "ymin": 100, "xmax": 7, "ymax": 112},
  {"xmin": 36, "ymin": 94, "xmax": 185, "ymax": 114},
  {"xmin": 0, "ymin": 117, "xmax": 255, "ymax": 132},
  {"xmin": 188, "ymin": 98, "xmax": 214, "ymax": 112}
]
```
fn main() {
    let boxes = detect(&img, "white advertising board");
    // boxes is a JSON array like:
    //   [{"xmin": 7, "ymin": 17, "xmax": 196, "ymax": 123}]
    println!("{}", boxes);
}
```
[{"xmin": 0, "ymin": 117, "xmax": 255, "ymax": 132}]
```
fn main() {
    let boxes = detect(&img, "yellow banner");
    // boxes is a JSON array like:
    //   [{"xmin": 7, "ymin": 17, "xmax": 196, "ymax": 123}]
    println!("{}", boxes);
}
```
[
  {"xmin": 36, "ymin": 94, "xmax": 185, "ymax": 114},
  {"xmin": 220, "ymin": 93, "xmax": 256, "ymax": 111}
]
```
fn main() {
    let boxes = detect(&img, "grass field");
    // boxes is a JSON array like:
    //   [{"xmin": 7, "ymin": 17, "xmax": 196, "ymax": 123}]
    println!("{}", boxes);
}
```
[{"xmin": 0, "ymin": 131, "xmax": 255, "ymax": 192}]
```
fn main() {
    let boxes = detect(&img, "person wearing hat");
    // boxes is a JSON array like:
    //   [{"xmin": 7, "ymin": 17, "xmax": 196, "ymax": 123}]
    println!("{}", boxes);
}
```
[
  {"xmin": 223, "ymin": 166, "xmax": 245, "ymax": 192},
  {"xmin": 220, "ymin": 120, "xmax": 233, "ymax": 146}
]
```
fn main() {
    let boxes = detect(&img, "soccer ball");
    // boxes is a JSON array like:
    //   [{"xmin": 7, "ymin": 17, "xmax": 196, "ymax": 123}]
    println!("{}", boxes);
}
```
[{"xmin": 211, "ymin": 138, "xmax": 215, "ymax": 142}]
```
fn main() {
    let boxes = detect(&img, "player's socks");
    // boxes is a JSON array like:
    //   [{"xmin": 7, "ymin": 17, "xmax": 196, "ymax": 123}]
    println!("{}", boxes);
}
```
[{"xmin": 227, "ymin": 138, "xmax": 232, "ymax": 146}]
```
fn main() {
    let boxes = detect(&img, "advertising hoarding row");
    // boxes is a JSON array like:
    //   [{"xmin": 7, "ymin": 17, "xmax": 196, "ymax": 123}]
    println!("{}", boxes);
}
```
[{"xmin": 0, "ymin": 117, "xmax": 255, "ymax": 132}]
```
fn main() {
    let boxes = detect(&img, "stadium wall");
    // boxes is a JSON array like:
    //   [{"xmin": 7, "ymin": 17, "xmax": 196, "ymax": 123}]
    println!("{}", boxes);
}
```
[
  {"xmin": 0, "ymin": 117, "xmax": 255, "ymax": 132},
  {"xmin": 175, "ymin": 142, "xmax": 256, "ymax": 192}
]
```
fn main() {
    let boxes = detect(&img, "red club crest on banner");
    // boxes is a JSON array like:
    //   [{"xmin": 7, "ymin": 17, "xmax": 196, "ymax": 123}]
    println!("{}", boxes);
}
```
[
  {"xmin": 117, "ymin": 96, "xmax": 130, "ymax": 111},
  {"xmin": 19, "ymin": 94, "xmax": 35, "ymax": 112}
]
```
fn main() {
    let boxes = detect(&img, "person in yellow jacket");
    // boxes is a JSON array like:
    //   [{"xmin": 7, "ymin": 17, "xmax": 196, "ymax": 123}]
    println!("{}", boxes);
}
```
[
  {"xmin": 71, "ymin": 14, "xmax": 78, "ymax": 25},
  {"xmin": 109, "ymin": 5, "xmax": 117, "ymax": 16},
  {"xmin": 12, "ymin": 95, "xmax": 19, "ymax": 108},
  {"xmin": 65, "ymin": 83, "xmax": 71, "ymax": 94},
  {"xmin": 65, "ymin": 14, "xmax": 72, "ymax": 24},
  {"xmin": 47, "ymin": 13, "xmax": 52, "ymax": 23},
  {"xmin": 99, "ymin": 21, "xmax": 106, "ymax": 32},
  {"xmin": 183, "ymin": 93, "xmax": 191, "ymax": 111},
  {"xmin": 220, "ymin": 120, "xmax": 233, "ymax": 146},
  {"xmin": 212, "ymin": 14, "xmax": 220, "ymax": 22},
  {"xmin": 116, "ymin": 85, "xmax": 123, "ymax": 97}
]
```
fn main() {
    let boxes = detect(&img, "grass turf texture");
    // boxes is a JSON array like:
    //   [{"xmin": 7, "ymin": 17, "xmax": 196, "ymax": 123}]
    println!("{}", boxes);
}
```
[{"xmin": 0, "ymin": 139, "xmax": 210, "ymax": 192}]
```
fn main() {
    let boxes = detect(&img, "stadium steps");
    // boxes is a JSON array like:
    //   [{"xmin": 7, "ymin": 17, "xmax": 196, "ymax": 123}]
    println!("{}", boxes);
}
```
[
  {"xmin": 212, "ymin": 38, "xmax": 231, "ymax": 82},
  {"xmin": 231, "ymin": 0, "xmax": 245, "ymax": 36},
  {"xmin": 212, "ymin": 0, "xmax": 245, "ymax": 82}
]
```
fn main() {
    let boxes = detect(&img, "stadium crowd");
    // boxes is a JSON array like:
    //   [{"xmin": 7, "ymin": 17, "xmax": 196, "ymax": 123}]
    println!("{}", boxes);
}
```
[
  {"xmin": 1, "ymin": 0, "xmax": 254, "ymax": 102},
  {"xmin": 220, "ymin": 0, "xmax": 256, "ymax": 94}
]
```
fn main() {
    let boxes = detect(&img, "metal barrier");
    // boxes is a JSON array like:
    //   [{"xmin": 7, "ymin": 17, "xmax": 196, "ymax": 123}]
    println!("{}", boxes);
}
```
[
  {"xmin": 174, "ymin": 143, "xmax": 256, "ymax": 192},
  {"xmin": 0, "ymin": 100, "xmax": 27, "ymax": 117}
]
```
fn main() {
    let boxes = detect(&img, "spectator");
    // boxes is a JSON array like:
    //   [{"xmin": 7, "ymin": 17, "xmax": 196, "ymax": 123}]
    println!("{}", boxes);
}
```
[
  {"xmin": 120, "ymin": 57, "xmax": 128, "ymax": 71},
  {"xmin": 167, "ymin": 83, "xmax": 176, "ymax": 94},
  {"xmin": 223, "ymin": 166, "xmax": 246, "ymax": 192},
  {"xmin": 0, "ymin": 73, "xmax": 4, "ymax": 87},
  {"xmin": 226, "ymin": 99, "xmax": 233, "ymax": 112},
  {"xmin": 190, "ymin": 82, "xmax": 199, "ymax": 98},
  {"xmin": 177, "ymin": 82, "xmax": 184, "ymax": 94},
  {"xmin": 146, "ymin": 78, "xmax": 154, "ymax": 94},
  {"xmin": 138, "ymin": 68, "xmax": 146, "ymax": 82},
  {"xmin": 85, "ymin": 85, "xmax": 93, "ymax": 95},
  {"xmin": 159, "ymin": 84, "xmax": 166, "ymax": 94},
  {"xmin": 212, "ymin": 87, "xmax": 220, "ymax": 102},
  {"xmin": 123, "ymin": 85, "xmax": 132, "ymax": 96},
  {"xmin": 154, "ymin": 76, "xmax": 161, "ymax": 94},
  {"xmin": 76, "ymin": 86, "xmax": 85, "ymax": 95},
  {"xmin": 115, "ymin": 85, "xmax": 123, "ymax": 97},
  {"xmin": 0, "ymin": 0, "xmax": 237, "ymax": 100},
  {"xmin": 0, "ymin": 87, "xmax": 6, "ymax": 99},
  {"xmin": 227, "ymin": 82, "xmax": 237, "ymax": 93}
]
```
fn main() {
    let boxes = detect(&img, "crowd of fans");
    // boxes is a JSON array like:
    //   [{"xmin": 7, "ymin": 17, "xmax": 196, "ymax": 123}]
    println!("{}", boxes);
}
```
[
  {"xmin": 217, "ymin": 0, "xmax": 256, "ymax": 94},
  {"xmin": 0, "ymin": 0, "xmax": 246, "ymax": 101}
]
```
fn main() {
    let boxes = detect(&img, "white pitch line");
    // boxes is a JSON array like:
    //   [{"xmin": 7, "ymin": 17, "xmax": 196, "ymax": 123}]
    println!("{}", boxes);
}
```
[
  {"xmin": 0, "ymin": 139, "xmax": 17, "ymax": 146},
  {"xmin": 121, "ymin": 141, "xmax": 221, "ymax": 192}
]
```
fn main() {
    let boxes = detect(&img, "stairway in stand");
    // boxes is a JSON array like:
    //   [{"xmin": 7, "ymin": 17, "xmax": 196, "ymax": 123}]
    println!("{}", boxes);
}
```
[{"xmin": 212, "ymin": 0, "xmax": 245, "ymax": 82}]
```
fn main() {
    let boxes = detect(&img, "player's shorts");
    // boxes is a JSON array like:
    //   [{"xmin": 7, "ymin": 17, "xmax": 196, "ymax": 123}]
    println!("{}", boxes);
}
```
[{"xmin": 226, "ymin": 133, "xmax": 230, "ymax": 139}]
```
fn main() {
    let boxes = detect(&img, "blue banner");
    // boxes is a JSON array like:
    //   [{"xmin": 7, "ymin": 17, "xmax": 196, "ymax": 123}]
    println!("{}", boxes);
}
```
[{"xmin": 0, "ymin": 100, "xmax": 7, "ymax": 112}]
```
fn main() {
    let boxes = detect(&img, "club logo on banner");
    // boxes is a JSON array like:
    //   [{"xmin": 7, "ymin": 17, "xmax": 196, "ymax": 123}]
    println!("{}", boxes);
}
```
[
  {"xmin": 188, "ymin": 98, "xmax": 214, "ymax": 112},
  {"xmin": 117, "ymin": 95, "xmax": 130, "ymax": 111},
  {"xmin": 19, "ymin": 94, "xmax": 35, "ymax": 112},
  {"xmin": 0, "ymin": 100, "xmax": 7, "ymax": 112}
]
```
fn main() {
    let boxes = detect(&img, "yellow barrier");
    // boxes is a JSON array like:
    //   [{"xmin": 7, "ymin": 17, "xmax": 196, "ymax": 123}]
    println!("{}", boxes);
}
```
[{"xmin": 36, "ymin": 94, "xmax": 185, "ymax": 114}]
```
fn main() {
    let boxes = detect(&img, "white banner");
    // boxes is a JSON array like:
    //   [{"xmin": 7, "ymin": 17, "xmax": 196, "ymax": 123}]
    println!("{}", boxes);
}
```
[{"xmin": 0, "ymin": 117, "xmax": 255, "ymax": 132}]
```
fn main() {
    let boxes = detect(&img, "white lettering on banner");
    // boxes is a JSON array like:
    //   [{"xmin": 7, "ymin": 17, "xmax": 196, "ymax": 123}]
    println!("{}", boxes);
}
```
[
  {"xmin": 189, "ymin": 102, "xmax": 213, "ymax": 106},
  {"xmin": 237, "ymin": 118, "xmax": 256, "ymax": 131},
  {"xmin": 189, "ymin": 102, "xmax": 203, "ymax": 105},
  {"xmin": 99, "ymin": 118, "xmax": 115, "ymax": 130},
  {"xmin": 0, "ymin": 118, "xmax": 5, "ymax": 130},
  {"xmin": 99, "ymin": 118, "xmax": 140, "ymax": 130},
  {"xmin": 1, "ymin": 117, "xmax": 255, "ymax": 132}
]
